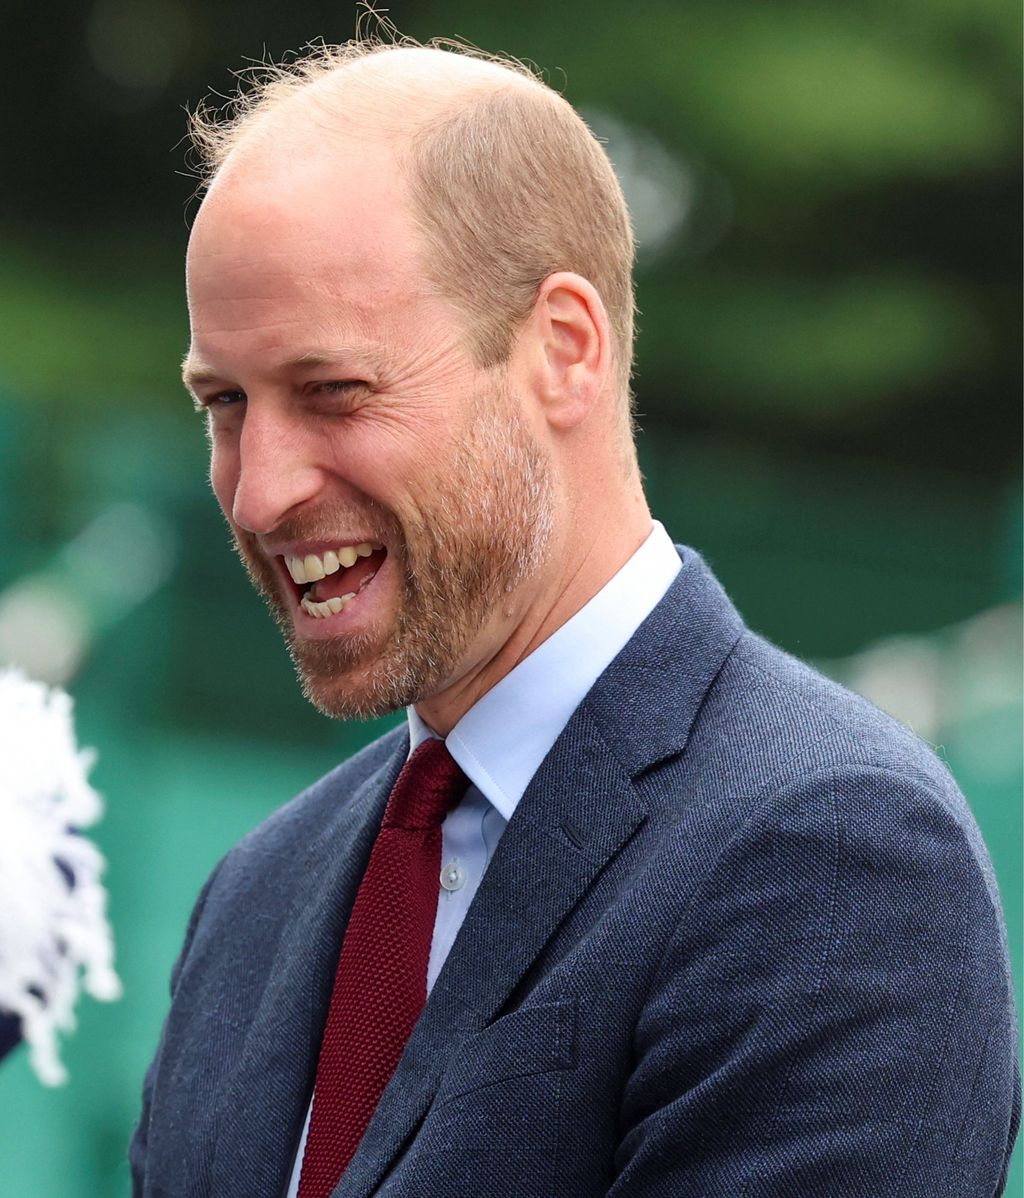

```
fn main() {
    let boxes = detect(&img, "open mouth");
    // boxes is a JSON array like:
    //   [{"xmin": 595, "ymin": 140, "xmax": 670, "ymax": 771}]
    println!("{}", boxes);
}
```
[{"xmin": 281, "ymin": 542, "xmax": 388, "ymax": 619}]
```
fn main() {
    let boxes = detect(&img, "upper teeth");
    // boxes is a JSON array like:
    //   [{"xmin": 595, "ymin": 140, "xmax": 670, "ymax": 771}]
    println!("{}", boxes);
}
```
[{"xmin": 285, "ymin": 542, "xmax": 381, "ymax": 585}]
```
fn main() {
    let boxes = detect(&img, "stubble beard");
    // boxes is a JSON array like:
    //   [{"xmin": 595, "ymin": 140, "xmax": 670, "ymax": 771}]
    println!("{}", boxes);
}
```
[{"xmin": 231, "ymin": 396, "xmax": 555, "ymax": 721}]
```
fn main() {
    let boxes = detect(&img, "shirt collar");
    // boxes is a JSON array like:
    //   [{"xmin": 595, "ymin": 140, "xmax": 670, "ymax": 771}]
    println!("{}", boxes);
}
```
[{"xmin": 407, "ymin": 521, "xmax": 681, "ymax": 821}]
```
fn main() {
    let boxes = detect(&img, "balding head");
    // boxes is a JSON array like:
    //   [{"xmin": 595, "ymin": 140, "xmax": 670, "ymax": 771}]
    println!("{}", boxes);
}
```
[
  {"xmin": 190, "ymin": 39, "xmax": 637, "ymax": 429},
  {"xmin": 208, "ymin": 44, "xmax": 542, "ymax": 143}
]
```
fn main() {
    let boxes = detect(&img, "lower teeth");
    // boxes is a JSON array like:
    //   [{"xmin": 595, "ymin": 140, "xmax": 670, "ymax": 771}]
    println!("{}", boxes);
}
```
[
  {"xmin": 301, "ymin": 592, "xmax": 356, "ymax": 619},
  {"xmin": 301, "ymin": 567, "xmax": 380, "ymax": 619}
]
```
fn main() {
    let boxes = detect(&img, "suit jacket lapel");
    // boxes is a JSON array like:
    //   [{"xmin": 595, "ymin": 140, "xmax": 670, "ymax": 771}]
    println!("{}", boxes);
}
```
[
  {"xmin": 210, "ymin": 731, "xmax": 408, "ymax": 1198},
  {"xmin": 339, "ymin": 548, "xmax": 745, "ymax": 1197}
]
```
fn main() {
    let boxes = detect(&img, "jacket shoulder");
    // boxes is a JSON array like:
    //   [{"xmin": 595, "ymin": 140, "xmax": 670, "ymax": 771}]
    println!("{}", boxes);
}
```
[
  {"xmin": 228, "ymin": 722, "xmax": 407, "ymax": 864},
  {"xmin": 713, "ymin": 629, "xmax": 958, "ymax": 798}
]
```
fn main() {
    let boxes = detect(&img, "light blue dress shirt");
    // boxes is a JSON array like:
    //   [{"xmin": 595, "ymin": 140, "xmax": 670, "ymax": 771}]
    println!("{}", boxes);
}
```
[{"xmin": 285, "ymin": 521, "xmax": 680, "ymax": 1196}]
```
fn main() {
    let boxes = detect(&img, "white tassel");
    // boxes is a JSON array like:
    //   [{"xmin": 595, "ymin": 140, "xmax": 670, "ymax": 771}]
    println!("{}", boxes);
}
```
[{"xmin": 0, "ymin": 669, "xmax": 122, "ymax": 1085}]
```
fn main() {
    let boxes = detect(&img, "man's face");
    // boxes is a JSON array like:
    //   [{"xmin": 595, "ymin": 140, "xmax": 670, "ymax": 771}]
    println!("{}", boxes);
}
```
[{"xmin": 184, "ymin": 137, "xmax": 555, "ymax": 719}]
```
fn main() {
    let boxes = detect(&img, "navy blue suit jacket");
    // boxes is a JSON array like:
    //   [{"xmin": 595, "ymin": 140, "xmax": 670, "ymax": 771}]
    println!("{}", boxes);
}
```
[{"xmin": 131, "ymin": 548, "xmax": 1020, "ymax": 1196}]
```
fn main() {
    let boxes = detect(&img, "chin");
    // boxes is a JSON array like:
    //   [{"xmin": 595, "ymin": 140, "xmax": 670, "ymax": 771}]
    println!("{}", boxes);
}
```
[
  {"xmin": 288, "ymin": 633, "xmax": 434, "ymax": 722},
  {"xmin": 296, "ymin": 672, "xmax": 410, "ymax": 722}
]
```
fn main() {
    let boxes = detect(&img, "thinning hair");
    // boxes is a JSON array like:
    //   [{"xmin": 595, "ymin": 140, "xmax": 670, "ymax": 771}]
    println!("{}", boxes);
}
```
[{"xmin": 188, "ymin": 35, "xmax": 638, "ymax": 414}]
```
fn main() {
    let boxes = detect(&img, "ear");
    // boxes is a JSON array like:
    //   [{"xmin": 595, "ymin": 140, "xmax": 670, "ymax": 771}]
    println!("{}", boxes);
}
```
[{"xmin": 525, "ymin": 271, "xmax": 610, "ymax": 431}]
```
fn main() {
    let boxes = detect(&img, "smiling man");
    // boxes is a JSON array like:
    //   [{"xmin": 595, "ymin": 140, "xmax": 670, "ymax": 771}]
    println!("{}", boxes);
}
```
[{"xmin": 131, "ymin": 37, "xmax": 1019, "ymax": 1198}]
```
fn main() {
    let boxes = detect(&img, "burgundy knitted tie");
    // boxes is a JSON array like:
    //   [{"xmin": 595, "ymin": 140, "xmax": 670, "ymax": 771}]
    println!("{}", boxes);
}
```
[{"xmin": 297, "ymin": 738, "xmax": 468, "ymax": 1198}]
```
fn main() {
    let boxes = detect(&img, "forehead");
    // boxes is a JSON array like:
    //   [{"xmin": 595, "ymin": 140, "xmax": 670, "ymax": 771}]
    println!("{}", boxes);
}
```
[{"xmin": 186, "ymin": 134, "xmax": 431, "ymax": 347}]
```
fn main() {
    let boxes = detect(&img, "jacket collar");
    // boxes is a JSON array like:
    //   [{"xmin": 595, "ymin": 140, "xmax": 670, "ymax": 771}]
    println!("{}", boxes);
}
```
[{"xmin": 585, "ymin": 544, "xmax": 745, "ymax": 777}]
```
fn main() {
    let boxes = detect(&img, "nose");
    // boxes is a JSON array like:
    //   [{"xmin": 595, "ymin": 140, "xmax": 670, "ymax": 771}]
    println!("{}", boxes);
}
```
[{"xmin": 219, "ymin": 403, "xmax": 324, "ymax": 535}]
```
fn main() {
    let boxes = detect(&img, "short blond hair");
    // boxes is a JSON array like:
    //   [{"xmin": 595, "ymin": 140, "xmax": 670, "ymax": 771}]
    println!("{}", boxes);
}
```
[{"xmin": 189, "ymin": 36, "xmax": 637, "ymax": 406}]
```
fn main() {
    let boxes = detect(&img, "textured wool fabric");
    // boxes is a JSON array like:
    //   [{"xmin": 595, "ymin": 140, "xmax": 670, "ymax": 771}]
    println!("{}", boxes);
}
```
[
  {"xmin": 297, "ymin": 739, "xmax": 467, "ymax": 1198},
  {"xmin": 130, "ymin": 549, "xmax": 1020, "ymax": 1198}
]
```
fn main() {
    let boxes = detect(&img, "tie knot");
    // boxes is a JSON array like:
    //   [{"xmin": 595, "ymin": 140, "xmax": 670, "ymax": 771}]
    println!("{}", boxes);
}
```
[{"xmin": 381, "ymin": 738, "xmax": 467, "ymax": 831}]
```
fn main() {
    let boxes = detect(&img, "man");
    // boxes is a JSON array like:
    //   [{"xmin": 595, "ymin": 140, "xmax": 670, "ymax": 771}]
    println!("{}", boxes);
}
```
[{"xmin": 131, "ymin": 37, "xmax": 1020, "ymax": 1197}]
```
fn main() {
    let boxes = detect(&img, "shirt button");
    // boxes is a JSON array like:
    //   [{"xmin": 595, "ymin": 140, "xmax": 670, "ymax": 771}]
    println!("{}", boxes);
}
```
[{"xmin": 440, "ymin": 861, "xmax": 466, "ymax": 891}]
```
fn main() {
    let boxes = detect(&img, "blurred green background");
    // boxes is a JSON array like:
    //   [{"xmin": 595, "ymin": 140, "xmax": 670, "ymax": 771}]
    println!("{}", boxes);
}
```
[{"xmin": 0, "ymin": 0, "xmax": 1020, "ymax": 1193}]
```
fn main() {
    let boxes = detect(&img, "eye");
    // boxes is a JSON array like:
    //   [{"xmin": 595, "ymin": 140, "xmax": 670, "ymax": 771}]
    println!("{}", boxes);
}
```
[
  {"xmin": 193, "ymin": 389, "xmax": 246, "ymax": 412},
  {"xmin": 305, "ymin": 380, "xmax": 371, "ymax": 413},
  {"xmin": 313, "ymin": 380, "xmax": 366, "ymax": 396}
]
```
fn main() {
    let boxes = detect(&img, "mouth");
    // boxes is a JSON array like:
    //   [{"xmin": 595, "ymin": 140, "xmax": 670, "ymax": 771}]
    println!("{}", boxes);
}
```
[{"xmin": 280, "ymin": 541, "xmax": 388, "ymax": 621}]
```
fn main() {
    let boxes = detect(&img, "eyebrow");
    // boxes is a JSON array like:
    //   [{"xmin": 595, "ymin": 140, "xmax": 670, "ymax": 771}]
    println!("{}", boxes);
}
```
[
  {"xmin": 180, "ymin": 347, "xmax": 383, "ymax": 393},
  {"xmin": 180, "ymin": 357, "xmax": 219, "ymax": 391}
]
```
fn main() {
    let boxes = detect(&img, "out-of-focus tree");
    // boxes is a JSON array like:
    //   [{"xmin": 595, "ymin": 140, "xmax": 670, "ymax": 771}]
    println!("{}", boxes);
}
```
[{"xmin": 0, "ymin": 0, "xmax": 1019, "ymax": 476}]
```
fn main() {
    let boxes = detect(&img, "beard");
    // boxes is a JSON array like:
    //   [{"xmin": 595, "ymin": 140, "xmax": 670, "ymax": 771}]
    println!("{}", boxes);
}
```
[{"xmin": 229, "ymin": 389, "xmax": 555, "ymax": 721}]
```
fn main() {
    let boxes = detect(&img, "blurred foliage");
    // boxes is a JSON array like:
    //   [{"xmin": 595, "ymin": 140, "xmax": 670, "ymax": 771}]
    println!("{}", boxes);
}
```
[{"xmin": 0, "ymin": 0, "xmax": 1020, "ymax": 473}]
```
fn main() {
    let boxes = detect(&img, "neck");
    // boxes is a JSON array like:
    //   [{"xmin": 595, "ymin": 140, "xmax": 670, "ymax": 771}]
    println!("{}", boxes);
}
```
[{"xmin": 415, "ymin": 486, "xmax": 652, "ymax": 735}]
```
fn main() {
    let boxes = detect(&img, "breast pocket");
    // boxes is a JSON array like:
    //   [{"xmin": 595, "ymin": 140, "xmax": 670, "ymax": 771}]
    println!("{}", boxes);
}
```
[{"xmin": 435, "ymin": 999, "xmax": 576, "ymax": 1106}]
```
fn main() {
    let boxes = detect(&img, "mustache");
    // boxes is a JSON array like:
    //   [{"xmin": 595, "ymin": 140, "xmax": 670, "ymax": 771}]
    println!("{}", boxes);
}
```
[{"xmin": 244, "ymin": 502, "xmax": 404, "ymax": 555}]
